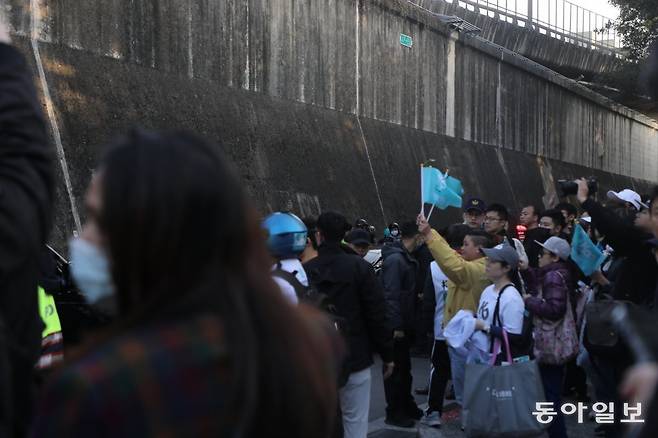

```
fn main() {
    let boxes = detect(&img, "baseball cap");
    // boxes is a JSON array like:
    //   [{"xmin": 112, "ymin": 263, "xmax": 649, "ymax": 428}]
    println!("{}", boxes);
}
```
[
  {"xmin": 464, "ymin": 197, "xmax": 486, "ymax": 214},
  {"xmin": 346, "ymin": 229, "xmax": 371, "ymax": 246},
  {"xmin": 481, "ymin": 245, "xmax": 519, "ymax": 267},
  {"xmin": 607, "ymin": 189, "xmax": 649, "ymax": 211},
  {"xmin": 535, "ymin": 236, "xmax": 571, "ymax": 261}
]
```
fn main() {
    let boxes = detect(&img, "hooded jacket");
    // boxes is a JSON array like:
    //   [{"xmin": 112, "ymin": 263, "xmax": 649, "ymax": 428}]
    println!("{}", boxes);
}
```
[{"xmin": 380, "ymin": 242, "xmax": 419, "ymax": 331}]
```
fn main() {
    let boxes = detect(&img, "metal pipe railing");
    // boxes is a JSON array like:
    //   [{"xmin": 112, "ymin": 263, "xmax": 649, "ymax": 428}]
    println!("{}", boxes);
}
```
[{"xmin": 442, "ymin": 0, "xmax": 623, "ymax": 56}]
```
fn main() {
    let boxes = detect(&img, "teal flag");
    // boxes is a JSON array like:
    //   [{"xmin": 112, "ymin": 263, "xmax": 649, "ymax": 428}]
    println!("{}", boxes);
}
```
[
  {"xmin": 570, "ymin": 224, "xmax": 606, "ymax": 276},
  {"xmin": 421, "ymin": 166, "xmax": 463, "ymax": 210}
]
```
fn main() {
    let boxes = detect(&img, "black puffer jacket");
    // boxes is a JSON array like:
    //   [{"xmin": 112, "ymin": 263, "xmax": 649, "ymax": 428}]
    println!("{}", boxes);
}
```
[
  {"xmin": 380, "ymin": 242, "xmax": 419, "ymax": 332},
  {"xmin": 304, "ymin": 243, "xmax": 394, "ymax": 373}
]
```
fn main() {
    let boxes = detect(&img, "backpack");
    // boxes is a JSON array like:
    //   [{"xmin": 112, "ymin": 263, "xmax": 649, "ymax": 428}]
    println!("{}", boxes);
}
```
[
  {"xmin": 273, "ymin": 264, "xmax": 350, "ymax": 386},
  {"xmin": 491, "ymin": 284, "xmax": 534, "ymax": 360},
  {"xmin": 272, "ymin": 264, "xmax": 340, "ymax": 315}
]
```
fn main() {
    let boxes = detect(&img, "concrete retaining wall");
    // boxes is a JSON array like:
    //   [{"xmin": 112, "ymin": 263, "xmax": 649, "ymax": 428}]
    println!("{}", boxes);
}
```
[{"xmin": 6, "ymin": 0, "xmax": 657, "ymax": 245}]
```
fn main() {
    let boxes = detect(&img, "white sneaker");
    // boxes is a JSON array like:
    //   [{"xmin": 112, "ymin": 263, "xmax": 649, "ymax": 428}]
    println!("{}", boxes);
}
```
[{"xmin": 420, "ymin": 411, "xmax": 441, "ymax": 428}]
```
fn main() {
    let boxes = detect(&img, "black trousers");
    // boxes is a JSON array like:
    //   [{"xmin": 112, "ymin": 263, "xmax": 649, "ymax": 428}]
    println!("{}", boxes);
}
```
[
  {"xmin": 427, "ymin": 339, "xmax": 451, "ymax": 414},
  {"xmin": 384, "ymin": 336, "xmax": 416, "ymax": 416},
  {"xmin": 563, "ymin": 358, "xmax": 588, "ymax": 399}
]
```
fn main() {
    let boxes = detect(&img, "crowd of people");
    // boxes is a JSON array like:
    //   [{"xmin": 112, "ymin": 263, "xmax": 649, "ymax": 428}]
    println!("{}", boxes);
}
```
[
  {"xmin": 258, "ymin": 180, "xmax": 658, "ymax": 438},
  {"xmin": 2, "ymin": 18, "xmax": 658, "ymax": 438},
  {"xmin": 263, "ymin": 188, "xmax": 658, "ymax": 438}
]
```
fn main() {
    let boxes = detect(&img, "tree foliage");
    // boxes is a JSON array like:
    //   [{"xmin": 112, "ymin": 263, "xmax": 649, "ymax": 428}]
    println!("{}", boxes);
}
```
[{"xmin": 607, "ymin": 0, "xmax": 658, "ymax": 62}]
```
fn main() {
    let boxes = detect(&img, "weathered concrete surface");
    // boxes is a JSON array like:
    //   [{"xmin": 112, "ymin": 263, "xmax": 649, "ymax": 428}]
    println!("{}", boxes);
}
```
[
  {"xmin": 410, "ymin": 0, "xmax": 623, "ymax": 79},
  {"xmin": 5, "ymin": 0, "xmax": 658, "ymax": 245}
]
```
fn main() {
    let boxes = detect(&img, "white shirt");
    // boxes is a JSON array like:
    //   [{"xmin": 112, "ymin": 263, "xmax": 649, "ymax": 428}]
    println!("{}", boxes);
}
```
[
  {"xmin": 444, "ymin": 310, "xmax": 476, "ymax": 349},
  {"xmin": 444, "ymin": 310, "xmax": 490, "ymax": 363},
  {"xmin": 430, "ymin": 262, "xmax": 448, "ymax": 340},
  {"xmin": 476, "ymin": 284, "xmax": 525, "ymax": 336},
  {"xmin": 271, "ymin": 258, "xmax": 309, "ymax": 305}
]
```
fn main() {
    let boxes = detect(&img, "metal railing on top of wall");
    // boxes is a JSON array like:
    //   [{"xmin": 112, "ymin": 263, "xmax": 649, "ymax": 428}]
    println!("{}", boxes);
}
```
[{"xmin": 437, "ymin": 0, "xmax": 624, "ymax": 57}]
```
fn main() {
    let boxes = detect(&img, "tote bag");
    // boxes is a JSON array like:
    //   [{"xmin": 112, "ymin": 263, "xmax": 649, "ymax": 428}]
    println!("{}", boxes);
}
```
[{"xmin": 463, "ymin": 331, "xmax": 547, "ymax": 438}]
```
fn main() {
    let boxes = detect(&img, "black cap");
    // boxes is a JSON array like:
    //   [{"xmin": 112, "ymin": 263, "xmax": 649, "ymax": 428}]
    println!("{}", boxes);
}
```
[
  {"xmin": 346, "ymin": 229, "xmax": 371, "ymax": 246},
  {"xmin": 464, "ymin": 197, "xmax": 486, "ymax": 213}
]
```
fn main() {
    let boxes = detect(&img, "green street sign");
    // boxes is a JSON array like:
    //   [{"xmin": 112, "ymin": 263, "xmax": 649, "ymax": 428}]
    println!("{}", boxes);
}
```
[{"xmin": 400, "ymin": 33, "xmax": 413, "ymax": 48}]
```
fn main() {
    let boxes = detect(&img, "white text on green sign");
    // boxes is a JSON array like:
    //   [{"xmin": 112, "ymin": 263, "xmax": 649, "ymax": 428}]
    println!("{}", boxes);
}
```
[{"xmin": 400, "ymin": 34, "xmax": 413, "ymax": 48}]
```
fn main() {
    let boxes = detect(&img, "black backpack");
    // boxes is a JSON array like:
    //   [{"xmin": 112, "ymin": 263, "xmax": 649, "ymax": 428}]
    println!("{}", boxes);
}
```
[
  {"xmin": 273, "ymin": 264, "xmax": 350, "ymax": 386},
  {"xmin": 491, "ymin": 284, "xmax": 535, "ymax": 360},
  {"xmin": 272, "ymin": 264, "xmax": 340, "ymax": 316}
]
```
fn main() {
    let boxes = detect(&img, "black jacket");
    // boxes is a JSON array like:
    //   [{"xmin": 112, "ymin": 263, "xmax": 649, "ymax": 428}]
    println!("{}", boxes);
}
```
[
  {"xmin": 421, "ymin": 270, "xmax": 438, "ymax": 337},
  {"xmin": 304, "ymin": 243, "xmax": 394, "ymax": 373},
  {"xmin": 380, "ymin": 242, "xmax": 419, "ymax": 332},
  {"xmin": 581, "ymin": 199, "xmax": 657, "ymax": 307},
  {"xmin": 523, "ymin": 227, "xmax": 552, "ymax": 269},
  {"xmin": 0, "ymin": 44, "xmax": 54, "ymax": 436}
]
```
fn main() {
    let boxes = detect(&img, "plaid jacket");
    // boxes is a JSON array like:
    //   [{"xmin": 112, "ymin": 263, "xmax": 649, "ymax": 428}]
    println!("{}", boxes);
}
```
[{"xmin": 32, "ymin": 315, "xmax": 233, "ymax": 437}]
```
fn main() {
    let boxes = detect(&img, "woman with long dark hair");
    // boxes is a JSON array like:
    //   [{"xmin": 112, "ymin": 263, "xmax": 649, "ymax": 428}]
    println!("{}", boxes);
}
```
[{"xmin": 32, "ymin": 130, "xmax": 339, "ymax": 437}]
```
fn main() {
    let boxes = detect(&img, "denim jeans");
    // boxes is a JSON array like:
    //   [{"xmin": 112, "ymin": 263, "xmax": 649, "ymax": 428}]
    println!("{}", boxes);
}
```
[{"xmin": 447, "ymin": 346, "xmax": 468, "ymax": 406}]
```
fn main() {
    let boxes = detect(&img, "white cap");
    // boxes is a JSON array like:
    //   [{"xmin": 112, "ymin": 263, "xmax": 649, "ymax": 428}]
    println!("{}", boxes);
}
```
[
  {"xmin": 535, "ymin": 236, "xmax": 571, "ymax": 261},
  {"xmin": 607, "ymin": 189, "xmax": 649, "ymax": 211},
  {"xmin": 579, "ymin": 215, "xmax": 592, "ymax": 223}
]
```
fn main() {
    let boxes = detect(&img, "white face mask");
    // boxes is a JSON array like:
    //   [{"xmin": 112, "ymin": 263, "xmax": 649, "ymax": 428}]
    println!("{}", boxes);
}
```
[{"xmin": 69, "ymin": 238, "xmax": 115, "ymax": 305}]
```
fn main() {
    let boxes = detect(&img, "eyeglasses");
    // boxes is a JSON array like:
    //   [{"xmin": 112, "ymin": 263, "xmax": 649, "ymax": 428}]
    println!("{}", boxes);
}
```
[{"xmin": 484, "ymin": 216, "xmax": 502, "ymax": 223}]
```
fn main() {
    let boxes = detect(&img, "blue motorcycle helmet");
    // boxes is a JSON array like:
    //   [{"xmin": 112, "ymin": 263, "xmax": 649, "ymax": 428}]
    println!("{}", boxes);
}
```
[{"xmin": 262, "ymin": 212, "xmax": 308, "ymax": 259}]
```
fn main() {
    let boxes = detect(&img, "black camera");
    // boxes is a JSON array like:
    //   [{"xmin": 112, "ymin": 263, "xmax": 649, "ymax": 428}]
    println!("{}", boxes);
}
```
[{"xmin": 557, "ymin": 178, "xmax": 598, "ymax": 197}]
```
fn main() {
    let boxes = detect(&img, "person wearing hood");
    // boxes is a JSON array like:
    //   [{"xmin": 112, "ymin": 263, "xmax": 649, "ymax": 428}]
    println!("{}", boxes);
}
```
[
  {"xmin": 521, "ymin": 237, "xmax": 574, "ymax": 438},
  {"xmin": 380, "ymin": 221, "xmax": 424, "ymax": 428}
]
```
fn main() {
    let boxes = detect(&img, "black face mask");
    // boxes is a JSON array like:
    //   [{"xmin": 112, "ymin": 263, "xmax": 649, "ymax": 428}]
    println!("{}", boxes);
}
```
[{"xmin": 533, "ymin": 227, "xmax": 552, "ymax": 244}]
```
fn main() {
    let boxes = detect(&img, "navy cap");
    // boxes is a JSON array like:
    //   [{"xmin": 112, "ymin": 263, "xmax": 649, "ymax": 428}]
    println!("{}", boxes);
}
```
[{"xmin": 464, "ymin": 197, "xmax": 486, "ymax": 213}]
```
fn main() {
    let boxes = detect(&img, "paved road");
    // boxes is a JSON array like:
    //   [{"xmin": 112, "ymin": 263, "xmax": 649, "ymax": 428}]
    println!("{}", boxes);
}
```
[{"xmin": 366, "ymin": 356, "xmax": 600, "ymax": 437}]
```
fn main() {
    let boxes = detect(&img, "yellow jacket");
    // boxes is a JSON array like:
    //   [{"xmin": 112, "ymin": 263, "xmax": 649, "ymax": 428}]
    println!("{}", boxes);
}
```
[{"xmin": 426, "ymin": 229, "xmax": 490, "ymax": 326}]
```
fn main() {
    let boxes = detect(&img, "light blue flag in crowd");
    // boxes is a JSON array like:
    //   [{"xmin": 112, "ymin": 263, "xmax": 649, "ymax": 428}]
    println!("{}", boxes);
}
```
[
  {"xmin": 570, "ymin": 224, "xmax": 606, "ymax": 276},
  {"xmin": 421, "ymin": 166, "xmax": 463, "ymax": 210}
]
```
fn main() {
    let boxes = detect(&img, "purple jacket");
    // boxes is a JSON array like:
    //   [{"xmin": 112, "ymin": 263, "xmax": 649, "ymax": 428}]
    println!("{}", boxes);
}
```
[{"xmin": 522, "ymin": 261, "xmax": 572, "ymax": 321}]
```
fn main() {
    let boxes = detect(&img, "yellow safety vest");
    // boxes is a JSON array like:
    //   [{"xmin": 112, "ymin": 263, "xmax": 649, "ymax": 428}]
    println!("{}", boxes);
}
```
[{"xmin": 37, "ymin": 286, "xmax": 62, "ymax": 338}]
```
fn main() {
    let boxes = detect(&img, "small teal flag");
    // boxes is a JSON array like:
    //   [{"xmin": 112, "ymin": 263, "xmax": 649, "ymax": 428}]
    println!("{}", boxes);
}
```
[
  {"xmin": 421, "ymin": 166, "xmax": 463, "ymax": 210},
  {"xmin": 570, "ymin": 224, "xmax": 606, "ymax": 276}
]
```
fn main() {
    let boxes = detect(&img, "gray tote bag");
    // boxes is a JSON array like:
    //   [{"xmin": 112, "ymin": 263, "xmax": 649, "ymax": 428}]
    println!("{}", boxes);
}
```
[{"xmin": 463, "ymin": 331, "xmax": 548, "ymax": 437}]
